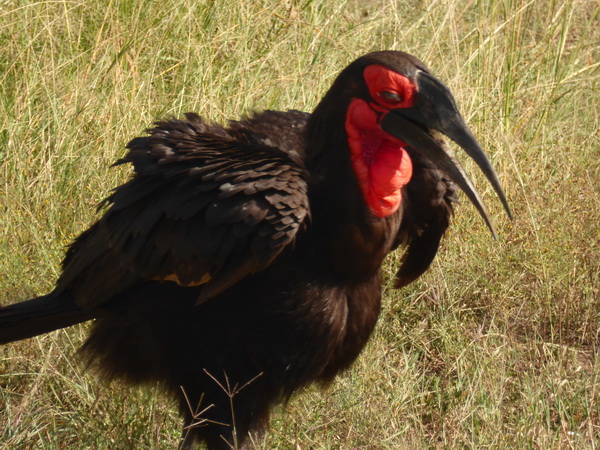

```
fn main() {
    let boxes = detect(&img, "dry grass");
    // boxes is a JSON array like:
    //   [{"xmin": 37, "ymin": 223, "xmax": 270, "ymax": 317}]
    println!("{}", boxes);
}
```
[{"xmin": 1, "ymin": 0, "xmax": 598, "ymax": 448}]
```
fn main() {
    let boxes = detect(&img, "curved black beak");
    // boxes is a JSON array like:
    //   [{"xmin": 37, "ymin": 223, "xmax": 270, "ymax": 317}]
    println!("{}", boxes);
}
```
[{"xmin": 380, "ymin": 71, "xmax": 512, "ymax": 238}]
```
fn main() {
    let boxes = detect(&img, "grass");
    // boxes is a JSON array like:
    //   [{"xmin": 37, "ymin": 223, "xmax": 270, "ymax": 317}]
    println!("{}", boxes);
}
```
[{"xmin": 1, "ymin": 0, "xmax": 598, "ymax": 448}]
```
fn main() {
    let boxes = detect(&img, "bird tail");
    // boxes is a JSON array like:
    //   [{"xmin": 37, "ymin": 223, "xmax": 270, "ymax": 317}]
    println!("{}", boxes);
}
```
[{"xmin": 0, "ymin": 293, "xmax": 97, "ymax": 344}]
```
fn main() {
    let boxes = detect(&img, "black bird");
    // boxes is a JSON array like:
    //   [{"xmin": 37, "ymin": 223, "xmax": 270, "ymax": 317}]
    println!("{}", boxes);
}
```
[{"xmin": 0, "ymin": 51, "xmax": 511, "ymax": 449}]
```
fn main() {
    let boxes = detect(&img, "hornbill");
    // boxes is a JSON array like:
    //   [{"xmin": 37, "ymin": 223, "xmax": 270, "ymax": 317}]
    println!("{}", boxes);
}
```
[{"xmin": 0, "ymin": 51, "xmax": 511, "ymax": 449}]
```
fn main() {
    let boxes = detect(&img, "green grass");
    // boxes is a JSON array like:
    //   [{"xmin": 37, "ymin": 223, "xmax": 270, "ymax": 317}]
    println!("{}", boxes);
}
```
[{"xmin": 1, "ymin": 0, "xmax": 598, "ymax": 448}]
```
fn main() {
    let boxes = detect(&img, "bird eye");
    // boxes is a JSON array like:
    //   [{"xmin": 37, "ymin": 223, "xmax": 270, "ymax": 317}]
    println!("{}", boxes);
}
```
[{"xmin": 379, "ymin": 90, "xmax": 402, "ymax": 102}]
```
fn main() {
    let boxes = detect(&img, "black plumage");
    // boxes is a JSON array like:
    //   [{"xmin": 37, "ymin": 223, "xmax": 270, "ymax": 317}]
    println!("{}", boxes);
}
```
[{"xmin": 0, "ymin": 51, "xmax": 510, "ymax": 449}]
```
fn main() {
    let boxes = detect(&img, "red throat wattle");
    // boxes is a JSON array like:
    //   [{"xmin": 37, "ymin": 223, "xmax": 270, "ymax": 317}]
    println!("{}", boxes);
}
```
[{"xmin": 345, "ymin": 65, "xmax": 416, "ymax": 218}]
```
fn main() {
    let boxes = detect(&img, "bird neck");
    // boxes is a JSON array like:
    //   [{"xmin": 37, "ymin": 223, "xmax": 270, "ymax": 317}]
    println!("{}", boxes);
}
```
[
  {"xmin": 305, "ymin": 97, "xmax": 413, "ymax": 221},
  {"xmin": 302, "ymin": 108, "xmax": 406, "ymax": 282}
]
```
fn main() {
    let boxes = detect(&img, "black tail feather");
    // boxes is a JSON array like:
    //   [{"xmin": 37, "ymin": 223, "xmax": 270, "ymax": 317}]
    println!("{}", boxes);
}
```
[{"xmin": 0, "ymin": 293, "xmax": 97, "ymax": 344}]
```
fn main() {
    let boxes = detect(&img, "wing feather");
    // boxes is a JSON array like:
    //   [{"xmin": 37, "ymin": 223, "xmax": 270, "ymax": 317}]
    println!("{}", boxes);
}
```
[
  {"xmin": 56, "ymin": 114, "xmax": 309, "ymax": 307},
  {"xmin": 394, "ymin": 151, "xmax": 457, "ymax": 288}
]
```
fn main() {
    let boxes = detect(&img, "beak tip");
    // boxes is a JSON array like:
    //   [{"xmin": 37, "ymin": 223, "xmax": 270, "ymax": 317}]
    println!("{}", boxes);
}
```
[{"xmin": 498, "ymin": 192, "xmax": 513, "ymax": 221}]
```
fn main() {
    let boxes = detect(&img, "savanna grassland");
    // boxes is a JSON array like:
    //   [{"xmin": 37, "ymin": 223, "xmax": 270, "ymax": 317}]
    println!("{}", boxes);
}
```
[{"xmin": 1, "ymin": 0, "xmax": 598, "ymax": 448}]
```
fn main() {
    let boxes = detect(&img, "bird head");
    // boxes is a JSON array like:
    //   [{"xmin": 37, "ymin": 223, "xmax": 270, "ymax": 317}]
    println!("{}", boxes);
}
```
[{"xmin": 310, "ymin": 51, "xmax": 512, "ymax": 237}]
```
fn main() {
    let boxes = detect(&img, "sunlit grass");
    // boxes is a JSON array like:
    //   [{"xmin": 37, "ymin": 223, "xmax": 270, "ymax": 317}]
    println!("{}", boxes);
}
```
[{"xmin": 1, "ymin": 0, "xmax": 598, "ymax": 448}]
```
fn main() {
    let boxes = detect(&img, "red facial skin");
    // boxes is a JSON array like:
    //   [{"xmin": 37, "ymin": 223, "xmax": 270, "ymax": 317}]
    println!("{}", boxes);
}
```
[{"xmin": 346, "ymin": 64, "xmax": 417, "ymax": 218}]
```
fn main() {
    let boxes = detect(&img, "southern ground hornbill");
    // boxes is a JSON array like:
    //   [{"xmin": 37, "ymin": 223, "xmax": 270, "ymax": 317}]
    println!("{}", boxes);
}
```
[{"xmin": 0, "ymin": 51, "xmax": 511, "ymax": 448}]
